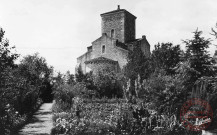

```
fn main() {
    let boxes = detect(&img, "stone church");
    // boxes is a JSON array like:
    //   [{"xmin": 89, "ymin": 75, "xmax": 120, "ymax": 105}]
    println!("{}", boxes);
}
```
[{"xmin": 76, "ymin": 6, "xmax": 151, "ymax": 74}]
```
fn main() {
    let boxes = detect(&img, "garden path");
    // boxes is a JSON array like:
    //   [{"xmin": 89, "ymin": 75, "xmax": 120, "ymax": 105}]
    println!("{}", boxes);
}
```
[{"xmin": 18, "ymin": 102, "xmax": 53, "ymax": 135}]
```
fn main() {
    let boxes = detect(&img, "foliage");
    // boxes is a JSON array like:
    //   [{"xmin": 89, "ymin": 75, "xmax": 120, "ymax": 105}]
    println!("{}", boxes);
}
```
[
  {"xmin": 151, "ymin": 42, "xmax": 182, "ymax": 75},
  {"xmin": 49, "ymin": 27, "xmax": 217, "ymax": 135},
  {"xmin": 93, "ymin": 69, "xmax": 123, "ymax": 98},
  {"xmin": 65, "ymin": 70, "xmax": 75, "ymax": 85},
  {"xmin": 0, "ymin": 28, "xmax": 19, "ymax": 72},
  {"xmin": 211, "ymin": 23, "xmax": 217, "ymax": 39},
  {"xmin": 124, "ymin": 44, "xmax": 151, "ymax": 81},
  {"xmin": 16, "ymin": 53, "xmax": 53, "ymax": 109},
  {"xmin": 0, "ymin": 104, "xmax": 27, "ymax": 134},
  {"xmin": 184, "ymin": 29, "xmax": 215, "ymax": 81},
  {"xmin": 75, "ymin": 64, "xmax": 86, "ymax": 82},
  {"xmin": 51, "ymin": 97, "xmax": 194, "ymax": 135},
  {"xmin": 191, "ymin": 77, "xmax": 217, "ymax": 130},
  {"xmin": 0, "ymin": 27, "xmax": 53, "ymax": 135},
  {"xmin": 53, "ymin": 82, "xmax": 88, "ymax": 106}
]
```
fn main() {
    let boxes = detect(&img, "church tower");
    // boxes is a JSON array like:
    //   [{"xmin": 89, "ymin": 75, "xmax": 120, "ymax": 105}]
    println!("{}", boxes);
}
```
[{"xmin": 100, "ymin": 5, "xmax": 136, "ymax": 43}]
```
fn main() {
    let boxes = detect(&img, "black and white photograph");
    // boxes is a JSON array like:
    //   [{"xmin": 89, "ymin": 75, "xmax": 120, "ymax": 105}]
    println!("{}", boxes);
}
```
[{"xmin": 0, "ymin": 0, "xmax": 217, "ymax": 134}]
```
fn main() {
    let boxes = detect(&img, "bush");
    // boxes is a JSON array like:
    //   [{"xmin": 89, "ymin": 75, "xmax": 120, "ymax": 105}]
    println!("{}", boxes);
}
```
[
  {"xmin": 92, "ymin": 69, "xmax": 123, "ymax": 98},
  {"xmin": 53, "ymin": 82, "xmax": 89, "ymax": 105},
  {"xmin": 51, "ymin": 96, "xmax": 196, "ymax": 135},
  {"xmin": 0, "ymin": 28, "xmax": 53, "ymax": 134}
]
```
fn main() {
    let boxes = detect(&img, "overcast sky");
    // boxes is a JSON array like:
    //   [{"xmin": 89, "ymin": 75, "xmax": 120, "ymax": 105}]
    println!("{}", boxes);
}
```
[{"xmin": 1, "ymin": 0, "xmax": 217, "ymax": 74}]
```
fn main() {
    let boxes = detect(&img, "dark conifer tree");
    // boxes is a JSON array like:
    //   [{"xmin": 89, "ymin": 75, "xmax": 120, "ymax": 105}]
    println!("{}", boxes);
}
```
[
  {"xmin": 184, "ymin": 29, "xmax": 214, "ymax": 80},
  {"xmin": 75, "ymin": 64, "xmax": 86, "ymax": 82}
]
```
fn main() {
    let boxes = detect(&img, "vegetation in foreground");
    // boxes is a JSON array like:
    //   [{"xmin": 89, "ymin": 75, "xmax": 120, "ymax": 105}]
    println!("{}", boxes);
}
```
[
  {"xmin": 51, "ymin": 28, "xmax": 217, "ymax": 135},
  {"xmin": 1, "ymin": 24, "xmax": 217, "ymax": 135},
  {"xmin": 0, "ymin": 28, "xmax": 53, "ymax": 135}
]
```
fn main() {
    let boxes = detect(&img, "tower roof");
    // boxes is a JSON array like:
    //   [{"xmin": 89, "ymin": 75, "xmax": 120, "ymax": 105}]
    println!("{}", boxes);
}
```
[{"xmin": 100, "ymin": 6, "xmax": 137, "ymax": 19}]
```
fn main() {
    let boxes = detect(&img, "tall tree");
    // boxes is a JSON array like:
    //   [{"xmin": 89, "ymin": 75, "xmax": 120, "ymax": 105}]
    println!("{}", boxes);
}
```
[
  {"xmin": 17, "ymin": 53, "xmax": 53, "ymax": 103},
  {"xmin": 0, "ymin": 27, "xmax": 19, "ymax": 114},
  {"xmin": 151, "ymin": 42, "xmax": 182, "ymax": 75},
  {"xmin": 184, "ymin": 29, "xmax": 214, "ymax": 80},
  {"xmin": 124, "ymin": 45, "xmax": 150, "ymax": 81},
  {"xmin": 0, "ymin": 28, "xmax": 19, "ymax": 72},
  {"xmin": 75, "ymin": 64, "xmax": 86, "ymax": 82}
]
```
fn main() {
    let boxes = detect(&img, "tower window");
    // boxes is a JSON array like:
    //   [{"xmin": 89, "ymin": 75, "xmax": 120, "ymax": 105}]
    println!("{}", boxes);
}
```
[
  {"xmin": 111, "ymin": 29, "xmax": 115, "ymax": 38},
  {"xmin": 102, "ymin": 45, "xmax": 105, "ymax": 53}
]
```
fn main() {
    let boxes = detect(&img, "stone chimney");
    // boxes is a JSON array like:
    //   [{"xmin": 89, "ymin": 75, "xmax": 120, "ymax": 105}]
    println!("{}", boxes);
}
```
[
  {"xmin": 117, "ymin": 5, "xmax": 120, "ymax": 10},
  {"xmin": 142, "ymin": 35, "xmax": 146, "ymax": 39}
]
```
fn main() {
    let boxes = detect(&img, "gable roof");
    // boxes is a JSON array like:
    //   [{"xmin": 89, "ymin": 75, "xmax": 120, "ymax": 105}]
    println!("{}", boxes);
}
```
[{"xmin": 92, "ymin": 33, "xmax": 112, "ymax": 44}]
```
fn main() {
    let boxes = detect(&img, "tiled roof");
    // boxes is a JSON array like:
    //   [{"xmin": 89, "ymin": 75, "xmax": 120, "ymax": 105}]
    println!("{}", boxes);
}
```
[
  {"xmin": 126, "ymin": 38, "xmax": 141, "ymax": 44},
  {"xmin": 85, "ymin": 57, "xmax": 118, "ymax": 64},
  {"xmin": 100, "ymin": 9, "xmax": 136, "ymax": 19},
  {"xmin": 116, "ymin": 41, "xmax": 128, "ymax": 50}
]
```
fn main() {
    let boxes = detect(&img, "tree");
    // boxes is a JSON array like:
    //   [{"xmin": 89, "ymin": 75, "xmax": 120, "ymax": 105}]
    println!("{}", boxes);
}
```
[
  {"xmin": 0, "ymin": 27, "xmax": 19, "ymax": 79},
  {"xmin": 0, "ymin": 27, "xmax": 19, "ymax": 117},
  {"xmin": 184, "ymin": 29, "xmax": 214, "ymax": 81},
  {"xmin": 93, "ymin": 68, "xmax": 122, "ymax": 98},
  {"xmin": 0, "ymin": 28, "xmax": 54, "ymax": 134},
  {"xmin": 54, "ymin": 72, "xmax": 64, "ymax": 84},
  {"xmin": 75, "ymin": 64, "xmax": 86, "ymax": 82},
  {"xmin": 124, "ymin": 45, "xmax": 150, "ymax": 81},
  {"xmin": 151, "ymin": 42, "xmax": 182, "ymax": 75},
  {"xmin": 65, "ymin": 71, "xmax": 75, "ymax": 85},
  {"xmin": 17, "ymin": 53, "xmax": 53, "ymax": 104},
  {"xmin": 211, "ymin": 23, "xmax": 217, "ymax": 39}
]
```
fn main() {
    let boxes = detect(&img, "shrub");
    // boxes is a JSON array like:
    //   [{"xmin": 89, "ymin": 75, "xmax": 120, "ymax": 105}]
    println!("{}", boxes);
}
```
[
  {"xmin": 92, "ymin": 69, "xmax": 123, "ymax": 98},
  {"xmin": 51, "ymin": 96, "xmax": 196, "ymax": 135}
]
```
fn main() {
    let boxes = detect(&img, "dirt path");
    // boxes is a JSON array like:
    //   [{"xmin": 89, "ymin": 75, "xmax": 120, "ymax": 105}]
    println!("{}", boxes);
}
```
[{"xmin": 18, "ymin": 102, "xmax": 53, "ymax": 135}]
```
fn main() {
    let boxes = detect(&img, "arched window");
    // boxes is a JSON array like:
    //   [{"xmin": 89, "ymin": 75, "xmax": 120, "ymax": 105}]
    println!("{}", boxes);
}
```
[
  {"xmin": 102, "ymin": 45, "xmax": 105, "ymax": 54},
  {"xmin": 111, "ymin": 29, "xmax": 114, "ymax": 38}
]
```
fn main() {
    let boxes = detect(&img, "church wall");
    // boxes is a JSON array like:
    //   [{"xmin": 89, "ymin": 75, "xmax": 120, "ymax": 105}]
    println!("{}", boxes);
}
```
[
  {"xmin": 92, "ymin": 35, "xmax": 128, "ymax": 70},
  {"xmin": 77, "ymin": 51, "xmax": 92, "ymax": 74},
  {"xmin": 86, "ymin": 62, "xmax": 117, "ymax": 74},
  {"xmin": 140, "ymin": 37, "xmax": 151, "ymax": 57},
  {"xmin": 76, "ymin": 7, "xmax": 151, "ymax": 74},
  {"xmin": 101, "ymin": 12, "xmax": 125, "ymax": 42},
  {"xmin": 124, "ymin": 12, "xmax": 136, "ymax": 42},
  {"xmin": 112, "ymin": 46, "xmax": 128, "ymax": 69}
]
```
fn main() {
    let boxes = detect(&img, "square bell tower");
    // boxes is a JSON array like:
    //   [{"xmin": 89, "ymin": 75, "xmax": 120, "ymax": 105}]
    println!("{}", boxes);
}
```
[{"xmin": 100, "ymin": 5, "xmax": 137, "ymax": 43}]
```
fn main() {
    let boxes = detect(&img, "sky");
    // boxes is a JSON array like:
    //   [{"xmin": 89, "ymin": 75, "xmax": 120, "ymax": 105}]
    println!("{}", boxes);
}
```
[{"xmin": 0, "ymin": 0, "xmax": 217, "ymax": 74}]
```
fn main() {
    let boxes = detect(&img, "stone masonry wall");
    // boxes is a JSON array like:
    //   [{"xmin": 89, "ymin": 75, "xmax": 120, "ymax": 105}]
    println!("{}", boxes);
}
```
[
  {"xmin": 86, "ymin": 62, "xmax": 117, "ymax": 74},
  {"xmin": 124, "ymin": 12, "xmax": 136, "ymax": 42},
  {"xmin": 92, "ymin": 35, "xmax": 128, "ymax": 70},
  {"xmin": 140, "ymin": 37, "xmax": 151, "ymax": 57},
  {"xmin": 101, "ymin": 12, "xmax": 125, "ymax": 42},
  {"xmin": 77, "ymin": 51, "xmax": 92, "ymax": 74},
  {"xmin": 77, "ymin": 8, "xmax": 150, "ymax": 74}
]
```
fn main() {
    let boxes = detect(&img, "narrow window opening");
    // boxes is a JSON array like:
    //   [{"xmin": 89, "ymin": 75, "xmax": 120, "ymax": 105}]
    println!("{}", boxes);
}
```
[
  {"xmin": 111, "ymin": 29, "xmax": 114, "ymax": 38},
  {"xmin": 102, "ymin": 45, "xmax": 105, "ymax": 53}
]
